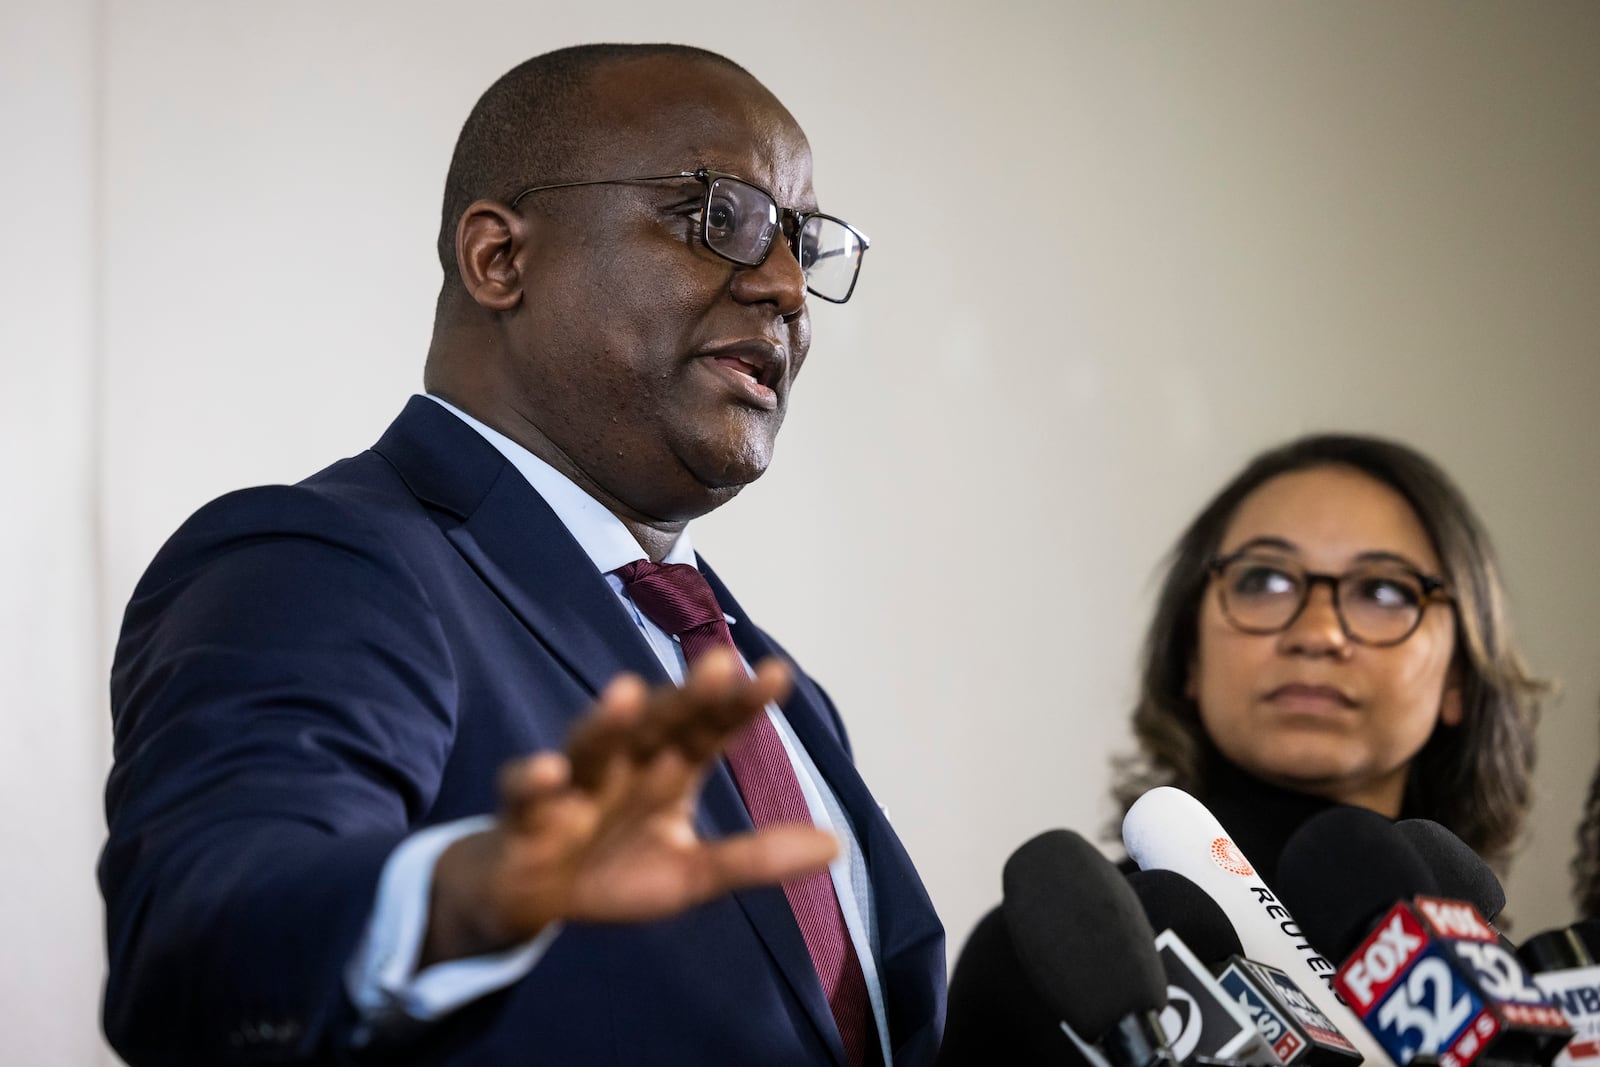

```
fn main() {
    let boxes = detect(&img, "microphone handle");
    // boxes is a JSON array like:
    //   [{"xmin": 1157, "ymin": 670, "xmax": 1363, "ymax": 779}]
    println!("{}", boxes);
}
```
[{"xmin": 1105, "ymin": 1011, "xmax": 1181, "ymax": 1067}]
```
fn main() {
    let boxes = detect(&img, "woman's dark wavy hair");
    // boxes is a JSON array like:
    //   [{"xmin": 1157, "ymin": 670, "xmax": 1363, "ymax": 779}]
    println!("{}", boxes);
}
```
[
  {"xmin": 1111, "ymin": 433, "xmax": 1544, "ymax": 874},
  {"xmin": 1572, "ymin": 713, "xmax": 1600, "ymax": 917}
]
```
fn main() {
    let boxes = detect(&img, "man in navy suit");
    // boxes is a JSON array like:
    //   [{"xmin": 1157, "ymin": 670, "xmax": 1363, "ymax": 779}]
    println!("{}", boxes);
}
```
[{"xmin": 99, "ymin": 43, "xmax": 945, "ymax": 1066}]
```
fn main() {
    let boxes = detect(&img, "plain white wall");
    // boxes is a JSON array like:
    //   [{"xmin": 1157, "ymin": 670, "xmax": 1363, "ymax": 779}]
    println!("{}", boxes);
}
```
[
  {"xmin": 4, "ymin": 2, "xmax": 1598, "ymax": 1062},
  {"xmin": 1, "ymin": 3, "xmax": 114, "ymax": 1065}
]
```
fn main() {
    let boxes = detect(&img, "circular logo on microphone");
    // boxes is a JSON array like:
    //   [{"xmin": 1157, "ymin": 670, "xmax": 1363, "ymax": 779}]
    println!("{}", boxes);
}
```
[
  {"xmin": 1210, "ymin": 837, "xmax": 1255, "ymax": 876},
  {"xmin": 1159, "ymin": 986, "xmax": 1202, "ymax": 1062}
]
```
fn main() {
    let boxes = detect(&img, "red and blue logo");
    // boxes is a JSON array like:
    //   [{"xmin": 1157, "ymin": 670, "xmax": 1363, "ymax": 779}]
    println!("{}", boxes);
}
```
[{"xmin": 1335, "ymin": 903, "xmax": 1489, "ymax": 1065}]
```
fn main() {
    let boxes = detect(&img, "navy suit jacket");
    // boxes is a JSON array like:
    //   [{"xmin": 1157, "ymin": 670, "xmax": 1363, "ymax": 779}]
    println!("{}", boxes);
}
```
[{"xmin": 100, "ymin": 396, "xmax": 946, "ymax": 1066}]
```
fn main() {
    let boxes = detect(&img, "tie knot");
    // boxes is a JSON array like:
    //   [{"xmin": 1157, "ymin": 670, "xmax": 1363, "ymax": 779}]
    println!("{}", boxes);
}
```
[{"xmin": 614, "ymin": 559, "xmax": 727, "ymax": 638}]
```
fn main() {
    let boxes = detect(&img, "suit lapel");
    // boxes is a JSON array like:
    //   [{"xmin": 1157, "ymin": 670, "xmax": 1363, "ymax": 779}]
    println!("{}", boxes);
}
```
[{"xmin": 372, "ymin": 397, "xmax": 669, "ymax": 697}]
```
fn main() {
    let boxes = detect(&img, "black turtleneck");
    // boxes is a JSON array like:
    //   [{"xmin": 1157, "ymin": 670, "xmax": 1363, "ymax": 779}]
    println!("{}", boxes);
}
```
[{"xmin": 1195, "ymin": 758, "xmax": 1342, "ymax": 893}]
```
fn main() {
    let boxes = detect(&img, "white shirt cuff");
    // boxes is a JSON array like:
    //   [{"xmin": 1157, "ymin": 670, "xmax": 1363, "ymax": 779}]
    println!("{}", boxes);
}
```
[{"xmin": 345, "ymin": 816, "xmax": 562, "ymax": 1035}]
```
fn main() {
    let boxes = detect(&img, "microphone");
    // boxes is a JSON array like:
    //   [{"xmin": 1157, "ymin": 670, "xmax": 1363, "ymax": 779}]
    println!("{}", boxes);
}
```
[
  {"xmin": 1122, "ymin": 787, "xmax": 1391, "ymax": 1067},
  {"xmin": 1518, "ymin": 929, "xmax": 1594, "ymax": 974},
  {"xmin": 1395, "ymin": 819, "xmax": 1507, "ymax": 924},
  {"xmin": 941, "ymin": 904, "xmax": 1086, "ymax": 1065},
  {"xmin": 1389, "ymin": 820, "xmax": 1597, "ymax": 1064},
  {"xmin": 1576, "ymin": 922, "xmax": 1600, "ymax": 965},
  {"xmin": 1126, "ymin": 868, "xmax": 1276, "ymax": 1064},
  {"xmin": 1516, "ymin": 926, "xmax": 1600, "ymax": 1065},
  {"xmin": 1129, "ymin": 868, "xmax": 1242, "ymax": 958},
  {"xmin": 1278, "ymin": 806, "xmax": 1571, "ymax": 1066},
  {"xmin": 1131, "ymin": 867, "xmax": 1361, "ymax": 1066},
  {"xmin": 1002, "ymin": 829, "xmax": 1178, "ymax": 1067}
]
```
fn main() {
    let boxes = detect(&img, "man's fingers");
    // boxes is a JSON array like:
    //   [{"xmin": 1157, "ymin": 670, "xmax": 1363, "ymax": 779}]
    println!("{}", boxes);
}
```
[
  {"xmin": 661, "ymin": 653, "xmax": 794, "ymax": 757},
  {"xmin": 680, "ymin": 646, "xmax": 742, "ymax": 698},
  {"xmin": 565, "ymin": 657, "xmax": 795, "ymax": 795},
  {"xmin": 617, "ymin": 747, "xmax": 702, "ymax": 815},
  {"xmin": 497, "ymin": 751, "xmax": 572, "ymax": 827},
  {"xmin": 597, "ymin": 672, "xmax": 650, "ymax": 716},
  {"xmin": 747, "ymin": 656, "xmax": 793, "ymax": 708},
  {"xmin": 699, "ymin": 825, "xmax": 840, "ymax": 896},
  {"xmin": 567, "ymin": 673, "xmax": 648, "ymax": 791}
]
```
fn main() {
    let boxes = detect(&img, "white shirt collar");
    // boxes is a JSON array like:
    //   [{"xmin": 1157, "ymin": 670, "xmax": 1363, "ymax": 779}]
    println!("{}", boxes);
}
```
[{"xmin": 424, "ymin": 394, "xmax": 697, "ymax": 572}]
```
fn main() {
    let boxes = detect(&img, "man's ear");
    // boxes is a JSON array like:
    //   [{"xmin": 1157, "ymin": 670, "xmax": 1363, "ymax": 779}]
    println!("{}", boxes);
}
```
[{"xmin": 455, "ymin": 199, "xmax": 529, "ymax": 312}]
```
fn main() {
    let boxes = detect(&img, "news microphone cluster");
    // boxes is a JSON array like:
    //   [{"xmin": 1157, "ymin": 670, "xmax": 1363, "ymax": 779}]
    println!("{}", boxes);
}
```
[
  {"xmin": 1122, "ymin": 788, "xmax": 1392, "ymax": 1067},
  {"xmin": 1128, "ymin": 867, "xmax": 1358, "ymax": 1067},
  {"xmin": 1338, "ymin": 896, "xmax": 1567, "ymax": 1066},
  {"xmin": 1279, "ymin": 808, "xmax": 1571, "ymax": 1067}
]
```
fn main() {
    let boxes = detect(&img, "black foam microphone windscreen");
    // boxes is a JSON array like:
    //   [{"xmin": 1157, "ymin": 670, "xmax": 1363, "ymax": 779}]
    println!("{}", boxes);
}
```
[
  {"xmin": 1574, "ymin": 917, "xmax": 1600, "ymax": 961},
  {"xmin": 940, "ymin": 905, "xmax": 1087, "ymax": 1066},
  {"xmin": 1126, "ymin": 868, "xmax": 1246, "ymax": 966},
  {"xmin": 1395, "ymin": 818, "xmax": 1505, "ymax": 923},
  {"xmin": 1002, "ymin": 828, "xmax": 1168, "ymax": 1042},
  {"xmin": 1517, "ymin": 926, "xmax": 1594, "ymax": 972},
  {"xmin": 1275, "ymin": 806, "xmax": 1440, "ymax": 963}
]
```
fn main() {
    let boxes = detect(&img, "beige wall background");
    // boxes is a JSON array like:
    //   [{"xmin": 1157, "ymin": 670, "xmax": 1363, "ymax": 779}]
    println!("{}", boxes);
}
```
[{"xmin": 3, "ymin": 2, "xmax": 1597, "ymax": 1063}]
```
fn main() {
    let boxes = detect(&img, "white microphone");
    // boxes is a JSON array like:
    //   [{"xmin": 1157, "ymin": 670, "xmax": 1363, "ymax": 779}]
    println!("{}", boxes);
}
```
[
  {"xmin": 1123, "ymin": 786, "xmax": 1395, "ymax": 1067},
  {"xmin": 1520, "ymin": 924, "xmax": 1600, "ymax": 1066}
]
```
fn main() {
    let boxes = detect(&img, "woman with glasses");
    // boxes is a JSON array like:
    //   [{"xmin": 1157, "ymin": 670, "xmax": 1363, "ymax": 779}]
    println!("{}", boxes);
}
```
[{"xmin": 1111, "ymin": 433, "xmax": 1544, "ymax": 883}]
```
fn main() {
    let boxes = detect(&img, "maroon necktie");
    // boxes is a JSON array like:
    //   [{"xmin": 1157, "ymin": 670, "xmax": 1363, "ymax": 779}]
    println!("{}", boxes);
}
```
[{"xmin": 614, "ymin": 559, "xmax": 874, "ymax": 1066}]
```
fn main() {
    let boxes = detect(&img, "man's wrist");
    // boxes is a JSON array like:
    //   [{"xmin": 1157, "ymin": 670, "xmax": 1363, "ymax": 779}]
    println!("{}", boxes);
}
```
[{"xmin": 422, "ymin": 827, "xmax": 555, "ymax": 967}]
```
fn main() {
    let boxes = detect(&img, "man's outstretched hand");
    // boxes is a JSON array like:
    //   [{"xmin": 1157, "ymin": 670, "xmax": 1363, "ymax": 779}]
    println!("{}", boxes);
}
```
[{"xmin": 420, "ymin": 650, "xmax": 838, "ymax": 966}]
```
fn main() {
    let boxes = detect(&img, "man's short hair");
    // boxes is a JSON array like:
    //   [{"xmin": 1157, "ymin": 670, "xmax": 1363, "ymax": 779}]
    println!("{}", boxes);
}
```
[{"xmin": 436, "ymin": 43, "xmax": 750, "ymax": 276}]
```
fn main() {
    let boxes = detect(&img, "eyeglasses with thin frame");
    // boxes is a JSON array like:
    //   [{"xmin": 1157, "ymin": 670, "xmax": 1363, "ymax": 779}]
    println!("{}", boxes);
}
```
[
  {"xmin": 1207, "ymin": 550, "xmax": 1453, "ymax": 647},
  {"xmin": 509, "ymin": 169, "xmax": 870, "ymax": 303}
]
